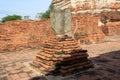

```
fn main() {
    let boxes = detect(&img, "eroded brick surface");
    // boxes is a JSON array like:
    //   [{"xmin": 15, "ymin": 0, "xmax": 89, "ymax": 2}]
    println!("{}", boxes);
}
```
[
  {"xmin": 0, "ymin": 19, "xmax": 119, "ymax": 79},
  {"xmin": 0, "ymin": 36, "xmax": 120, "ymax": 80},
  {"xmin": 0, "ymin": 13, "xmax": 120, "ymax": 52},
  {"xmin": 31, "ymin": 35, "xmax": 94, "ymax": 76},
  {"xmin": 0, "ymin": 20, "xmax": 54, "ymax": 52},
  {"xmin": 0, "ymin": 49, "xmax": 39, "ymax": 80}
]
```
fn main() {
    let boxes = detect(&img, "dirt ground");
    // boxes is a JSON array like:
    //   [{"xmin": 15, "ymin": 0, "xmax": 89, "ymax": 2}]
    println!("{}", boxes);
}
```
[{"xmin": 0, "ymin": 35, "xmax": 120, "ymax": 80}]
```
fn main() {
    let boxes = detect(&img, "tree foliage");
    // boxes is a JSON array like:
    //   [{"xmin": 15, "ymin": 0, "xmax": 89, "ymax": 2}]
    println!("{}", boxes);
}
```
[
  {"xmin": 2, "ymin": 15, "xmax": 22, "ymax": 23},
  {"xmin": 41, "ymin": 4, "xmax": 53, "ymax": 19}
]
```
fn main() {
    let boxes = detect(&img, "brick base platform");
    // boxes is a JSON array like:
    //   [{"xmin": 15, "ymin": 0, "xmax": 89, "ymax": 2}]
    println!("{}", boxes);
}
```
[{"xmin": 31, "ymin": 35, "xmax": 94, "ymax": 76}]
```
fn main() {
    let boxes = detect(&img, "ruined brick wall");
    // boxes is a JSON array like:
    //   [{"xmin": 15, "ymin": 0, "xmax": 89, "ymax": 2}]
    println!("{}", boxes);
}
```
[
  {"xmin": 0, "ymin": 20, "xmax": 54, "ymax": 52},
  {"xmin": 0, "ymin": 18, "xmax": 105, "ymax": 52},
  {"xmin": 102, "ymin": 22, "xmax": 120, "ymax": 36},
  {"xmin": 0, "ymin": 0, "xmax": 120, "ymax": 52},
  {"xmin": 72, "ymin": 14, "xmax": 105, "ymax": 43},
  {"xmin": 71, "ymin": 10, "xmax": 120, "ymax": 43},
  {"xmin": 100, "ymin": 11, "xmax": 120, "ymax": 36},
  {"xmin": 68, "ymin": 0, "xmax": 120, "ymax": 38},
  {"xmin": 51, "ymin": 0, "xmax": 120, "ymax": 43},
  {"xmin": 52, "ymin": 0, "xmax": 120, "ymax": 10},
  {"xmin": 0, "ymin": 18, "xmax": 120, "ymax": 52}
]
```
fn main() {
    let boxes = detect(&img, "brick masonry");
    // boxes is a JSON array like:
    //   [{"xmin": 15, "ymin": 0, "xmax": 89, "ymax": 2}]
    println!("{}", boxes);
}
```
[
  {"xmin": 51, "ymin": 0, "xmax": 120, "ymax": 44},
  {"xmin": 31, "ymin": 35, "xmax": 94, "ymax": 76},
  {"xmin": 72, "ymin": 13, "xmax": 105, "ymax": 43},
  {"xmin": 0, "ymin": 0, "xmax": 120, "ymax": 52},
  {"xmin": 0, "ymin": 20, "xmax": 54, "ymax": 52},
  {"xmin": 0, "ymin": 36, "xmax": 120, "ymax": 80},
  {"xmin": 0, "ymin": 15, "xmax": 120, "ymax": 52}
]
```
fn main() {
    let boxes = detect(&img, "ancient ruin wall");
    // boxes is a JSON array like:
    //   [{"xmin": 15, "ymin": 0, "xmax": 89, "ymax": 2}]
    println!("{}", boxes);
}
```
[
  {"xmin": 52, "ymin": 0, "xmax": 120, "ymax": 10},
  {"xmin": 102, "ymin": 22, "xmax": 120, "ymax": 36},
  {"xmin": 72, "ymin": 14, "xmax": 105, "ymax": 43},
  {"xmin": 0, "ymin": 18, "xmax": 120, "ymax": 52},
  {"xmin": 0, "ymin": 0, "xmax": 120, "ymax": 52},
  {"xmin": 70, "ymin": 0, "xmax": 120, "ymax": 36},
  {"xmin": 0, "ymin": 18, "xmax": 104, "ymax": 52},
  {"xmin": 0, "ymin": 20, "xmax": 54, "ymax": 52},
  {"xmin": 52, "ymin": 0, "xmax": 120, "ymax": 43}
]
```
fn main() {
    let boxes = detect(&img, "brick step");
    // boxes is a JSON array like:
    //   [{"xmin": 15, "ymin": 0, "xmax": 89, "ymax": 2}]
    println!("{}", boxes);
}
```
[
  {"xmin": 36, "ymin": 51, "xmax": 87, "ymax": 58},
  {"xmin": 65, "ymin": 38, "xmax": 74, "ymax": 41},
  {"xmin": 60, "ymin": 63, "xmax": 94, "ymax": 76},
  {"xmin": 34, "ymin": 57, "xmax": 89, "ymax": 68},
  {"xmin": 44, "ymin": 41, "xmax": 78, "ymax": 47},
  {"xmin": 38, "ymin": 67, "xmax": 49, "ymax": 74},
  {"xmin": 36, "ymin": 54, "xmax": 62, "ymax": 61},
  {"xmin": 37, "ymin": 61, "xmax": 55, "ymax": 70},
  {"xmin": 40, "ymin": 49, "xmax": 55, "ymax": 54},
  {"xmin": 31, "ymin": 61, "xmax": 40, "ymax": 68},
  {"xmin": 36, "ymin": 52, "xmax": 53, "ymax": 58},
  {"xmin": 41, "ymin": 46, "xmax": 81, "ymax": 52},
  {"xmin": 61, "ymin": 60, "xmax": 92, "ymax": 70},
  {"xmin": 31, "ymin": 62, "xmax": 55, "ymax": 74},
  {"xmin": 57, "ymin": 41, "xmax": 78, "ymax": 45},
  {"xmin": 62, "ymin": 53, "xmax": 88, "ymax": 62},
  {"xmin": 36, "ymin": 52, "xmax": 88, "ymax": 61},
  {"xmin": 54, "ymin": 45, "xmax": 80, "ymax": 49},
  {"xmin": 44, "ymin": 40, "xmax": 78, "ymax": 47},
  {"xmin": 40, "ymin": 48, "xmax": 84, "ymax": 54},
  {"xmin": 60, "ymin": 66, "xmax": 83, "ymax": 74},
  {"xmin": 31, "ymin": 63, "xmax": 50, "ymax": 75},
  {"xmin": 35, "ymin": 55, "xmax": 89, "ymax": 67},
  {"xmin": 33, "ymin": 58, "xmax": 89, "ymax": 68},
  {"xmin": 72, "ymin": 49, "xmax": 87, "ymax": 53},
  {"xmin": 42, "ymin": 44, "xmax": 54, "ymax": 48},
  {"xmin": 34, "ymin": 59, "xmax": 88, "ymax": 68},
  {"xmin": 59, "ymin": 57, "xmax": 88, "ymax": 66}
]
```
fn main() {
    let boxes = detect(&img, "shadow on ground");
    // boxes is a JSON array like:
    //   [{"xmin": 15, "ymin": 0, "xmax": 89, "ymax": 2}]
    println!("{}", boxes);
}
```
[{"xmin": 29, "ymin": 50, "xmax": 120, "ymax": 80}]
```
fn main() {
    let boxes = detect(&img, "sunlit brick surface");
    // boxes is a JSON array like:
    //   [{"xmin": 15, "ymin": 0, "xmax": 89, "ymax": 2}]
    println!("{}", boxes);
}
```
[{"xmin": 31, "ymin": 35, "xmax": 94, "ymax": 76}]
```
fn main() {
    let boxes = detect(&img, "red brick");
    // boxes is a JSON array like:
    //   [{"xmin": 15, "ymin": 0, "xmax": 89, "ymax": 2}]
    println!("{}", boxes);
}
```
[
  {"xmin": 0, "ymin": 20, "xmax": 53, "ymax": 52},
  {"xmin": 29, "ymin": 73, "xmax": 37, "ymax": 77},
  {"xmin": 10, "ymin": 74, "xmax": 20, "ymax": 80},
  {"xmin": 6, "ymin": 67, "xmax": 14, "ymax": 71},
  {"xmin": 18, "ymin": 73, "xmax": 28, "ymax": 78}
]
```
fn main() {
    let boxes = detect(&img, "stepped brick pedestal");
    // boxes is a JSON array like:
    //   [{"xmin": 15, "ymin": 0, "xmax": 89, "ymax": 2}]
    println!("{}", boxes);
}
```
[{"xmin": 31, "ymin": 35, "xmax": 94, "ymax": 76}]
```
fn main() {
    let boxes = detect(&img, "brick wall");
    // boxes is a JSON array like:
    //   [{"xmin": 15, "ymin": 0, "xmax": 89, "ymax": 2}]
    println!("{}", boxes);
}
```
[
  {"xmin": 52, "ymin": 0, "xmax": 120, "ymax": 10},
  {"xmin": 51, "ymin": 0, "xmax": 120, "ymax": 44},
  {"xmin": 100, "ymin": 11, "xmax": 120, "ymax": 36},
  {"xmin": 0, "ymin": 20, "xmax": 54, "ymax": 52},
  {"xmin": 0, "ymin": 16, "xmax": 120, "ymax": 52},
  {"xmin": 102, "ymin": 22, "xmax": 120, "ymax": 36},
  {"xmin": 72, "ymin": 14, "xmax": 105, "ymax": 44}
]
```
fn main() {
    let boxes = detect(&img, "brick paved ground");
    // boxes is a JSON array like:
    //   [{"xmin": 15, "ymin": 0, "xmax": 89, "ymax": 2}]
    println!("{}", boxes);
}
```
[
  {"xmin": 0, "ymin": 35, "xmax": 120, "ymax": 80},
  {"xmin": 0, "ymin": 49, "xmax": 39, "ymax": 80}
]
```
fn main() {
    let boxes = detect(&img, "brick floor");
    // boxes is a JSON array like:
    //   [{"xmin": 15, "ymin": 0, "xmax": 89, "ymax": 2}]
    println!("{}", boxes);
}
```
[
  {"xmin": 10, "ymin": 74, "xmax": 20, "ymax": 80},
  {"xmin": 0, "ymin": 35, "xmax": 120, "ymax": 80},
  {"xmin": 19, "ymin": 73, "xmax": 29, "ymax": 78},
  {"xmin": 0, "ymin": 49, "xmax": 39, "ymax": 80}
]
